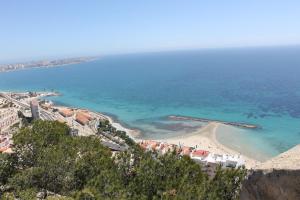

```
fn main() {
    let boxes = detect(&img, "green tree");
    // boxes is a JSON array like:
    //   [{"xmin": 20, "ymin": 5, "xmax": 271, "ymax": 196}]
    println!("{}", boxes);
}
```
[
  {"xmin": 0, "ymin": 153, "xmax": 16, "ymax": 185},
  {"xmin": 206, "ymin": 166, "xmax": 247, "ymax": 200},
  {"xmin": 0, "ymin": 120, "xmax": 247, "ymax": 199}
]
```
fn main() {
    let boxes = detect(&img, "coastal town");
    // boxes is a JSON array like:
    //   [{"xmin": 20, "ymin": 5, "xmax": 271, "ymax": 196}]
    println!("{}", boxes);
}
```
[
  {"xmin": 0, "ymin": 56, "xmax": 98, "ymax": 73},
  {"xmin": 2, "ymin": 1, "xmax": 300, "ymax": 198},
  {"xmin": 0, "ymin": 91, "xmax": 248, "ymax": 173},
  {"xmin": 0, "ymin": 91, "xmax": 130, "ymax": 153},
  {"xmin": 138, "ymin": 140, "xmax": 245, "ymax": 176},
  {"xmin": 0, "ymin": 91, "xmax": 252, "ymax": 199}
]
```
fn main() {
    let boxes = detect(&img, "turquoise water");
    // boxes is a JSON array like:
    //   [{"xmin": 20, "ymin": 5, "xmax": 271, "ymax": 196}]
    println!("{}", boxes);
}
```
[{"xmin": 1, "ymin": 46, "xmax": 300, "ymax": 160}]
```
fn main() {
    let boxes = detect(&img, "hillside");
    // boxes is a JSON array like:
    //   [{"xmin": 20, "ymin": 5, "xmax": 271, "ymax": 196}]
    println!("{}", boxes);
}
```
[
  {"xmin": 240, "ymin": 145, "xmax": 300, "ymax": 200},
  {"xmin": 0, "ymin": 120, "xmax": 247, "ymax": 200}
]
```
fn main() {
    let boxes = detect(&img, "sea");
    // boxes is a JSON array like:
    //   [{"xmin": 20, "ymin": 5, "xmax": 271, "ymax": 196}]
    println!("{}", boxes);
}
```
[{"xmin": 1, "ymin": 46, "xmax": 300, "ymax": 161}]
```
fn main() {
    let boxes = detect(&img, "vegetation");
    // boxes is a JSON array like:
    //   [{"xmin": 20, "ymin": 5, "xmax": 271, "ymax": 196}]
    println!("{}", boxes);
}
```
[
  {"xmin": 0, "ymin": 120, "xmax": 247, "ymax": 200},
  {"xmin": 17, "ymin": 110, "xmax": 33, "ymax": 126},
  {"xmin": 98, "ymin": 119, "xmax": 136, "ymax": 147}
]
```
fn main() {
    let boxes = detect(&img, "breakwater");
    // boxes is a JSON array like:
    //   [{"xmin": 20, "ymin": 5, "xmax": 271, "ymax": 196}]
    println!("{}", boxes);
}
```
[{"xmin": 168, "ymin": 115, "xmax": 260, "ymax": 129}]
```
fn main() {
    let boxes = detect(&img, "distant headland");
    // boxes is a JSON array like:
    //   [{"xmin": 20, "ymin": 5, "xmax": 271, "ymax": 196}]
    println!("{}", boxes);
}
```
[{"xmin": 0, "ymin": 56, "xmax": 99, "ymax": 73}]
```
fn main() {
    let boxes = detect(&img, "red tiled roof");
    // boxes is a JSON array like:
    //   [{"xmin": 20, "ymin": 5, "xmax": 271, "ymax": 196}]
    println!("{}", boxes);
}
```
[
  {"xmin": 78, "ymin": 111, "xmax": 92, "ymax": 120},
  {"xmin": 59, "ymin": 108, "xmax": 74, "ymax": 117},
  {"xmin": 192, "ymin": 150, "xmax": 209, "ymax": 157},
  {"xmin": 76, "ymin": 113, "xmax": 90, "ymax": 125}
]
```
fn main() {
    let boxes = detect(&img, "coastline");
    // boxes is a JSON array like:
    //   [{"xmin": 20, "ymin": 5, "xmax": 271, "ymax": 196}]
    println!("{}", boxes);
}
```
[
  {"xmin": 101, "ymin": 115, "xmax": 261, "ymax": 168},
  {"xmin": 26, "ymin": 99, "xmax": 300, "ymax": 169},
  {"xmin": 4, "ymin": 89, "xmax": 300, "ymax": 171},
  {"xmin": 0, "ymin": 57, "xmax": 99, "ymax": 74},
  {"xmin": 3, "ymin": 90, "xmax": 298, "ymax": 170},
  {"xmin": 158, "ymin": 122, "xmax": 261, "ymax": 169},
  {"xmin": 95, "ymin": 112, "xmax": 141, "ymax": 141}
]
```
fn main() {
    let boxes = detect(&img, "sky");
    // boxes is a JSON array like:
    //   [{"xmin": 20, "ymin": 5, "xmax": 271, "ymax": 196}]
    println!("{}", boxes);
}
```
[{"xmin": 1, "ymin": 0, "xmax": 300, "ymax": 62}]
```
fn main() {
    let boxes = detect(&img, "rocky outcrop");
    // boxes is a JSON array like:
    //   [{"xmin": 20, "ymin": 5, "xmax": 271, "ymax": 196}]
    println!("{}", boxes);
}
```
[
  {"xmin": 240, "ymin": 169, "xmax": 300, "ymax": 200},
  {"xmin": 240, "ymin": 145, "xmax": 300, "ymax": 200}
]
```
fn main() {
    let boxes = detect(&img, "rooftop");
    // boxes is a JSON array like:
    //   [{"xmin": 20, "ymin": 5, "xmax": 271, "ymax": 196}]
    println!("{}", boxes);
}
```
[
  {"xmin": 76, "ymin": 113, "xmax": 90, "ymax": 125},
  {"xmin": 59, "ymin": 108, "xmax": 74, "ymax": 117}
]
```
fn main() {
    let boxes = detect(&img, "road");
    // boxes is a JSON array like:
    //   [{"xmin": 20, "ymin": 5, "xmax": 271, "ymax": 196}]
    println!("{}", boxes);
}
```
[{"xmin": 1, "ymin": 92, "xmax": 56, "ymax": 121}]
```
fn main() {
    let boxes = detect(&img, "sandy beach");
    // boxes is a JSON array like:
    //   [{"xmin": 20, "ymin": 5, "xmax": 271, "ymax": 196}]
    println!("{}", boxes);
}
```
[
  {"xmin": 159, "ymin": 122, "xmax": 261, "ymax": 169},
  {"xmin": 5, "ymin": 90, "xmax": 299, "ymax": 170},
  {"xmin": 37, "ymin": 99, "xmax": 297, "ymax": 170},
  {"xmin": 91, "ymin": 113, "xmax": 300, "ymax": 170},
  {"xmin": 69, "ymin": 109, "xmax": 300, "ymax": 170}
]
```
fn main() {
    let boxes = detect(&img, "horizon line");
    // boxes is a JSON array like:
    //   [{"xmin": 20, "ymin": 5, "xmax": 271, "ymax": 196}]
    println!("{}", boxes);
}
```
[{"xmin": 1, "ymin": 43, "xmax": 300, "ymax": 65}]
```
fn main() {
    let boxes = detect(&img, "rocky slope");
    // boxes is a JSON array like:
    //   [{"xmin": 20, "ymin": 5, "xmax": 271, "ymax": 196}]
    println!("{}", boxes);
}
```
[
  {"xmin": 240, "ymin": 169, "xmax": 300, "ymax": 200},
  {"xmin": 240, "ymin": 145, "xmax": 300, "ymax": 200}
]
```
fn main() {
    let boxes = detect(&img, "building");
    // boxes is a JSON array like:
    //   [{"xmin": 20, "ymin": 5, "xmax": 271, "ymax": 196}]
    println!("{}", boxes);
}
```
[
  {"xmin": 0, "ymin": 108, "xmax": 19, "ymax": 133},
  {"xmin": 222, "ymin": 154, "xmax": 245, "ymax": 168},
  {"xmin": 190, "ymin": 149, "xmax": 209, "ymax": 160},
  {"xmin": 75, "ymin": 112, "xmax": 91, "ymax": 125},
  {"xmin": 30, "ymin": 99, "xmax": 40, "ymax": 120},
  {"xmin": 138, "ymin": 140, "xmax": 245, "ymax": 171},
  {"xmin": 59, "ymin": 108, "xmax": 74, "ymax": 117},
  {"xmin": 201, "ymin": 153, "xmax": 245, "ymax": 169}
]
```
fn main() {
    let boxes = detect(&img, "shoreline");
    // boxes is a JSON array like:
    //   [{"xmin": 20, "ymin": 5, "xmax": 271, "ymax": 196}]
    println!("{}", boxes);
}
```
[
  {"xmin": 30, "ymin": 100, "xmax": 300, "ymax": 169},
  {"xmin": 50, "ymin": 104, "xmax": 141, "ymax": 141},
  {"xmin": 158, "ymin": 122, "xmax": 261, "ymax": 169},
  {"xmin": 94, "ymin": 111, "xmax": 141, "ymax": 141},
  {"xmin": 2, "ymin": 90, "xmax": 298, "ymax": 169},
  {"xmin": 102, "ymin": 115, "xmax": 260, "ymax": 168},
  {"xmin": 48, "ymin": 103, "xmax": 141, "ymax": 140},
  {"xmin": 13, "ymin": 93, "xmax": 263, "ymax": 168},
  {"xmin": 43, "ymin": 96, "xmax": 142, "ymax": 141}
]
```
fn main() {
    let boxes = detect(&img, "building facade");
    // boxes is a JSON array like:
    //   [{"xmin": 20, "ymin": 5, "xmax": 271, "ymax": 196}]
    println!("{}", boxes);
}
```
[{"xmin": 30, "ymin": 99, "xmax": 40, "ymax": 120}]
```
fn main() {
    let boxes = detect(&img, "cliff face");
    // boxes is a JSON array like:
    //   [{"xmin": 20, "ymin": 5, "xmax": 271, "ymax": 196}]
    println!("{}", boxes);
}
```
[{"xmin": 240, "ymin": 169, "xmax": 300, "ymax": 200}]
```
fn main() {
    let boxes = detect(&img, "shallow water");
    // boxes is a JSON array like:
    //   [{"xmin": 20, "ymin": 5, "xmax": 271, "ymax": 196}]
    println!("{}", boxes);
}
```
[{"xmin": 1, "ymin": 46, "xmax": 300, "ymax": 159}]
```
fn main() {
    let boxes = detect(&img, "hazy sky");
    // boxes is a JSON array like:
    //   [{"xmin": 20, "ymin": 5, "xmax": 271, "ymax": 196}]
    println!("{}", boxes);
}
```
[{"xmin": 1, "ymin": 1, "xmax": 300, "ymax": 62}]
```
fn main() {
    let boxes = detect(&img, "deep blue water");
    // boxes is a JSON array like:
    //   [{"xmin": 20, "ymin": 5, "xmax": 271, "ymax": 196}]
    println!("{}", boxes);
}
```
[{"xmin": 1, "ymin": 46, "xmax": 300, "ymax": 160}]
